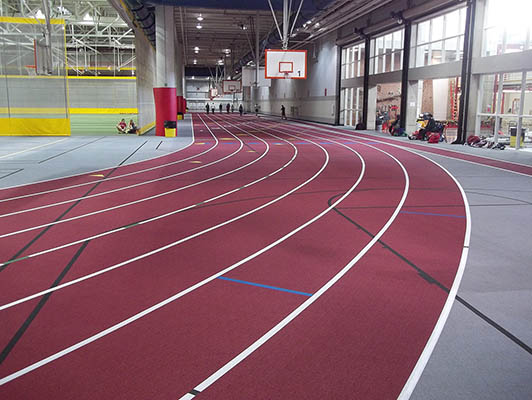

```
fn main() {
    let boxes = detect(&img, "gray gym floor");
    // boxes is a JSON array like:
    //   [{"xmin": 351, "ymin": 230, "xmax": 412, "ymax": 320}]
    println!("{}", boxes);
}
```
[
  {"xmin": 0, "ymin": 116, "xmax": 194, "ymax": 189},
  {"xmin": 0, "ymin": 116, "xmax": 530, "ymax": 399}
]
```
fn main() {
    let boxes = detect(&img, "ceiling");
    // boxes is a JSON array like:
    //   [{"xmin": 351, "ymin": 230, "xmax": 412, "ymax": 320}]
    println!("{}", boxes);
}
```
[{"xmin": 174, "ymin": 7, "xmax": 279, "ymax": 69}]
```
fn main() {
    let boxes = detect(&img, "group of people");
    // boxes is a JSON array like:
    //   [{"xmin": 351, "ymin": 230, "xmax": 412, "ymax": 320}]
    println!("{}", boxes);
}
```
[
  {"xmin": 116, "ymin": 119, "xmax": 138, "ymax": 134},
  {"xmin": 205, "ymin": 103, "xmax": 243, "ymax": 116},
  {"xmin": 206, "ymin": 103, "xmax": 287, "ymax": 120}
]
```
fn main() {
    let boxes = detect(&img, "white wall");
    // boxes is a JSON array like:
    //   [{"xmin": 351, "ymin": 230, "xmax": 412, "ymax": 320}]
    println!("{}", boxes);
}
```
[
  {"xmin": 245, "ymin": 32, "xmax": 339, "ymax": 124},
  {"xmin": 135, "ymin": 31, "xmax": 156, "ymax": 132}
]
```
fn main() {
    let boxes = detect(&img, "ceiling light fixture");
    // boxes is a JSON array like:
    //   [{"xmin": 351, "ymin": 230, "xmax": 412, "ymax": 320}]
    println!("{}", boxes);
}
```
[
  {"xmin": 197, "ymin": 14, "xmax": 203, "ymax": 21},
  {"xmin": 194, "ymin": 46, "xmax": 199, "ymax": 51},
  {"xmin": 193, "ymin": 59, "xmax": 197, "ymax": 64},
  {"xmin": 196, "ymin": 23, "xmax": 202, "ymax": 29}
]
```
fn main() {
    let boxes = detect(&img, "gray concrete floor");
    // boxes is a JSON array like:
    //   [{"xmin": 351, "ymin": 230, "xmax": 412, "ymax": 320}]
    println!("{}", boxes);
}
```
[{"xmin": 0, "ymin": 116, "xmax": 194, "ymax": 189}]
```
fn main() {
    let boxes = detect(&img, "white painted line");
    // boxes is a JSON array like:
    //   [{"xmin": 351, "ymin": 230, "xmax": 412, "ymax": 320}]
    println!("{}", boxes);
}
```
[
  {"xmin": 0, "ymin": 117, "xmax": 245, "ymax": 238},
  {"xmin": 0, "ymin": 128, "xmax": 346, "ymax": 386},
  {"xmin": 0, "ymin": 138, "xmax": 68, "ymax": 160},
  {"xmin": 0, "ymin": 131, "xmax": 213, "ymax": 205},
  {"xmin": 180, "ymin": 131, "xmax": 409, "ymax": 398},
  {"xmin": 0, "ymin": 116, "xmax": 291, "ymax": 271},
  {"xmin": 0, "ymin": 122, "xmax": 223, "ymax": 216},
  {"xmin": 0, "ymin": 118, "xmax": 195, "ymax": 192},
  {"xmin": 283, "ymin": 121, "xmax": 472, "ymax": 399},
  {"xmin": 296, "ymin": 122, "xmax": 532, "ymax": 179}
]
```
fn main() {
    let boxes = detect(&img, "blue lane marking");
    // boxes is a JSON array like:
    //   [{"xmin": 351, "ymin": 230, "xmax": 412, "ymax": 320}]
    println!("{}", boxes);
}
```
[
  {"xmin": 295, "ymin": 142, "xmax": 309, "ymax": 144},
  {"xmin": 217, "ymin": 276, "xmax": 313, "ymax": 297},
  {"xmin": 400, "ymin": 210, "xmax": 466, "ymax": 218}
]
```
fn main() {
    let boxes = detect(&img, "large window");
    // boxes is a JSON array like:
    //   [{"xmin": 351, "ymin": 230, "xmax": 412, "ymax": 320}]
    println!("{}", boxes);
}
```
[
  {"xmin": 483, "ymin": 0, "xmax": 532, "ymax": 56},
  {"xmin": 477, "ymin": 71, "xmax": 532, "ymax": 147},
  {"xmin": 412, "ymin": 8, "xmax": 466, "ymax": 68},
  {"xmin": 340, "ymin": 87, "xmax": 364, "ymax": 127},
  {"xmin": 369, "ymin": 29, "xmax": 404, "ymax": 75},
  {"xmin": 341, "ymin": 43, "xmax": 365, "ymax": 79}
]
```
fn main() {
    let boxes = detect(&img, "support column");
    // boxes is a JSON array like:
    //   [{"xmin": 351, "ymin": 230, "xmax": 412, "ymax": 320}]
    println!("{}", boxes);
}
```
[
  {"xmin": 334, "ymin": 44, "xmax": 342, "ymax": 125},
  {"xmin": 361, "ymin": 36, "xmax": 371, "ymax": 129},
  {"xmin": 467, "ymin": 0, "xmax": 486, "ymax": 138},
  {"xmin": 175, "ymin": 38, "xmax": 185, "ymax": 117},
  {"xmin": 400, "ymin": 21, "xmax": 412, "ymax": 130},
  {"xmin": 154, "ymin": 5, "xmax": 177, "ymax": 136},
  {"xmin": 367, "ymin": 85, "xmax": 377, "ymax": 130},
  {"xmin": 456, "ymin": 0, "xmax": 476, "ymax": 143},
  {"xmin": 406, "ymin": 80, "xmax": 420, "ymax": 133}
]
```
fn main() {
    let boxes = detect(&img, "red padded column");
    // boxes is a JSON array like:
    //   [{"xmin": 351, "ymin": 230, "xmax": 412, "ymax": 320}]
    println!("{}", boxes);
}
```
[
  {"xmin": 153, "ymin": 87, "xmax": 177, "ymax": 136},
  {"xmin": 176, "ymin": 96, "xmax": 185, "ymax": 115}
]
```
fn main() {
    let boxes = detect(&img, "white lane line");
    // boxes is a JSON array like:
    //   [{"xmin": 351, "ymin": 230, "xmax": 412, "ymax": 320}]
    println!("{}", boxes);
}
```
[
  {"xmin": 0, "ymin": 119, "xmax": 301, "ymax": 306},
  {"xmin": 277, "ymin": 122, "xmax": 473, "ymax": 399},
  {"xmin": 0, "ymin": 117, "xmax": 246, "ymax": 238},
  {"xmin": 0, "ymin": 138, "xmax": 68, "ymax": 160},
  {"xmin": 0, "ymin": 127, "xmax": 222, "ymax": 217},
  {"xmin": 0, "ymin": 117, "xmax": 288, "ymax": 272},
  {"xmin": 0, "ymin": 129, "xmax": 212, "ymax": 205},
  {"xmin": 0, "ymin": 128, "xmax": 345, "ymax": 386},
  {"xmin": 179, "ymin": 132, "xmax": 408, "ymax": 398},
  {"xmin": 0, "ymin": 119, "xmax": 195, "ymax": 192},
  {"xmin": 295, "ymin": 122, "xmax": 532, "ymax": 179}
]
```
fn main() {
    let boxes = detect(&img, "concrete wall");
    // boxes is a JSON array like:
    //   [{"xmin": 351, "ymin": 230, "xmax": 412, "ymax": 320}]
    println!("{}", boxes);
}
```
[
  {"xmin": 245, "ymin": 32, "xmax": 339, "ymax": 124},
  {"xmin": 135, "ymin": 31, "xmax": 156, "ymax": 132}
]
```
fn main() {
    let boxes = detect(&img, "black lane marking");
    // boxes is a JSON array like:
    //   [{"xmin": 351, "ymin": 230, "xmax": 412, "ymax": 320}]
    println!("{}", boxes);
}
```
[
  {"xmin": 188, "ymin": 389, "xmax": 201, "ymax": 395},
  {"xmin": 0, "ymin": 168, "xmax": 23, "ymax": 180},
  {"xmin": 155, "ymin": 140, "xmax": 163, "ymax": 150},
  {"xmin": 0, "ymin": 241, "xmax": 90, "ymax": 364},
  {"xmin": 1, "ymin": 141, "xmax": 148, "ymax": 272},
  {"xmin": 327, "ymin": 193, "xmax": 532, "ymax": 355},
  {"xmin": 465, "ymin": 190, "xmax": 532, "ymax": 206},
  {"xmin": 38, "ymin": 137, "xmax": 105, "ymax": 164},
  {"xmin": 118, "ymin": 140, "xmax": 148, "ymax": 165}
]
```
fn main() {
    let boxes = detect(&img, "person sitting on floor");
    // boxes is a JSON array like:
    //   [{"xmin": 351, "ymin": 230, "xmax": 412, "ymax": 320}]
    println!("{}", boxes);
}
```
[
  {"xmin": 116, "ymin": 119, "xmax": 127, "ymax": 134},
  {"xmin": 128, "ymin": 120, "xmax": 139, "ymax": 135}
]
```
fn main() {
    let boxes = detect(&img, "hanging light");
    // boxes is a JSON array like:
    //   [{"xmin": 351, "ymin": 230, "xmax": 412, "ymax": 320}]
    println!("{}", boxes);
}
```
[
  {"xmin": 197, "ymin": 14, "xmax": 203, "ymax": 21},
  {"xmin": 196, "ymin": 23, "xmax": 202, "ymax": 29},
  {"xmin": 193, "ymin": 59, "xmax": 197, "ymax": 64}
]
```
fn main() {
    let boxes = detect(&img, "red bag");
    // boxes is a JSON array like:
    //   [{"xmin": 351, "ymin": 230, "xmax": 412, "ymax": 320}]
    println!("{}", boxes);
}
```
[
  {"xmin": 428, "ymin": 133, "xmax": 440, "ymax": 143},
  {"xmin": 467, "ymin": 135, "xmax": 481, "ymax": 146}
]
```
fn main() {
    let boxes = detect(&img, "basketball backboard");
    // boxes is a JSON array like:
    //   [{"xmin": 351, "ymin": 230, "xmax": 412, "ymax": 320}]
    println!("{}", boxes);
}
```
[
  {"xmin": 222, "ymin": 80, "xmax": 242, "ymax": 94},
  {"xmin": 265, "ymin": 49, "xmax": 307, "ymax": 79}
]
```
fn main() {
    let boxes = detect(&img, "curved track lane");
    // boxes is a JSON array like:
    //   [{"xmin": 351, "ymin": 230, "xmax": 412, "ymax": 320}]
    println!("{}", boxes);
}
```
[{"xmin": 0, "ymin": 114, "xmax": 468, "ymax": 400}]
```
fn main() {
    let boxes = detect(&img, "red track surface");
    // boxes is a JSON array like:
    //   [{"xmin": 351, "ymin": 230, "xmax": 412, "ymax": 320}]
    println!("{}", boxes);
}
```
[{"xmin": 0, "ymin": 114, "xmax": 472, "ymax": 399}]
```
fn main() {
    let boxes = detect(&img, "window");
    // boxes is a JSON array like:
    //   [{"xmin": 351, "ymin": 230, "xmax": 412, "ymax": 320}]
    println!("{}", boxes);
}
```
[
  {"xmin": 477, "ymin": 71, "xmax": 532, "ymax": 147},
  {"xmin": 341, "ymin": 42, "xmax": 365, "ymax": 79},
  {"xmin": 369, "ymin": 29, "xmax": 404, "ymax": 74},
  {"xmin": 483, "ymin": 0, "xmax": 532, "ymax": 56},
  {"xmin": 411, "ymin": 7, "xmax": 466, "ymax": 68},
  {"xmin": 340, "ymin": 87, "xmax": 364, "ymax": 126}
]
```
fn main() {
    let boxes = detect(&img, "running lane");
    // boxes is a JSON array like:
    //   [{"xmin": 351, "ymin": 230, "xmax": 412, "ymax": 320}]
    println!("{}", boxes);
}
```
[{"xmin": 0, "ymin": 115, "xmax": 467, "ymax": 400}]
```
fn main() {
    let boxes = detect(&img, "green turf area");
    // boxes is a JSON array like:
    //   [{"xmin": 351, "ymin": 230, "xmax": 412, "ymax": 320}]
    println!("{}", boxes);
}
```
[{"xmin": 70, "ymin": 114, "xmax": 138, "ymax": 136}]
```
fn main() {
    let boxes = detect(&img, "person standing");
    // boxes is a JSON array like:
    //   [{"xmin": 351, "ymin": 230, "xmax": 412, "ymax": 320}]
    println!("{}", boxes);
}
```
[
  {"xmin": 255, "ymin": 104, "xmax": 259, "ymax": 116},
  {"xmin": 211, "ymin": 103, "xmax": 215, "ymax": 113},
  {"xmin": 281, "ymin": 105, "xmax": 287, "ymax": 120},
  {"xmin": 239, "ymin": 104, "xmax": 243, "ymax": 116},
  {"xmin": 219, "ymin": 104, "xmax": 223, "ymax": 113},
  {"xmin": 226, "ymin": 103, "xmax": 230, "ymax": 113},
  {"xmin": 231, "ymin": 104, "xmax": 235, "ymax": 113},
  {"xmin": 205, "ymin": 103, "xmax": 210, "ymax": 114}
]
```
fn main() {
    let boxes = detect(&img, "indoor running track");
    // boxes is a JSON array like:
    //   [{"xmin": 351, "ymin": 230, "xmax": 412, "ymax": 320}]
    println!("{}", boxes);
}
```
[{"xmin": 0, "ymin": 113, "xmax": 471, "ymax": 399}]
